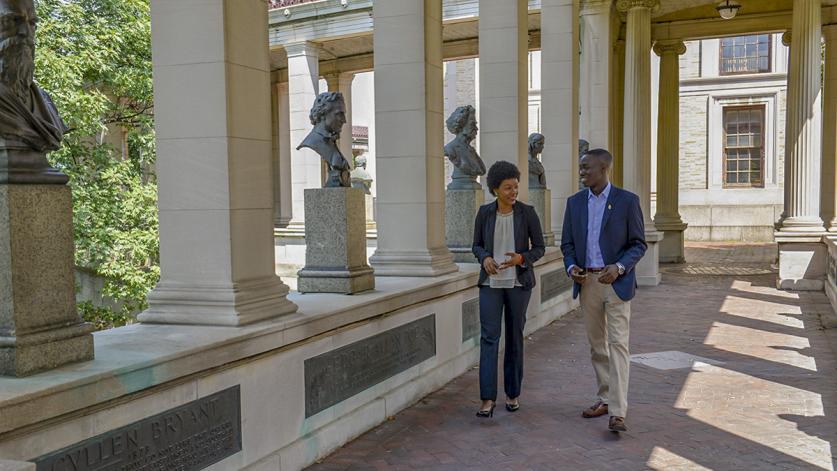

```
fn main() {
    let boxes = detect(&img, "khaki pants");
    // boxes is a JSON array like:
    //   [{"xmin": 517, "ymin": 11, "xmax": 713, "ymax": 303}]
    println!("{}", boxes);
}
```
[{"xmin": 580, "ymin": 276, "xmax": 631, "ymax": 418}]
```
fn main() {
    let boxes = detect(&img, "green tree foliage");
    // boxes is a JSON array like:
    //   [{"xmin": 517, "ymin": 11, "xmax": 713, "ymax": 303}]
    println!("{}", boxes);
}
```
[{"xmin": 34, "ymin": 0, "xmax": 158, "ymax": 329}]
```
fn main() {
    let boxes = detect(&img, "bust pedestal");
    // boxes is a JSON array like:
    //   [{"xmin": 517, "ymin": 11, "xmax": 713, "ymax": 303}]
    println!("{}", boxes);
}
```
[
  {"xmin": 297, "ymin": 187, "xmax": 375, "ymax": 294},
  {"xmin": 445, "ymin": 185, "xmax": 484, "ymax": 263},
  {"xmin": 528, "ymin": 188, "xmax": 554, "ymax": 246},
  {"xmin": 0, "ymin": 183, "xmax": 94, "ymax": 376}
]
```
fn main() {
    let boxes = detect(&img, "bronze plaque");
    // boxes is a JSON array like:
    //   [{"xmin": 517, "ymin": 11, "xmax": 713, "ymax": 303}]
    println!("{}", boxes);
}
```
[
  {"xmin": 461, "ymin": 298, "xmax": 480, "ymax": 342},
  {"xmin": 305, "ymin": 315, "xmax": 436, "ymax": 417},
  {"xmin": 34, "ymin": 386, "xmax": 241, "ymax": 471},
  {"xmin": 541, "ymin": 268, "xmax": 573, "ymax": 302}
]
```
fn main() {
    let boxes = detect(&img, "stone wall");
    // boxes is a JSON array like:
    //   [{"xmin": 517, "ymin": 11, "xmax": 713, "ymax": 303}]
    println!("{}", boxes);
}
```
[
  {"xmin": 679, "ymin": 95, "xmax": 709, "ymax": 190},
  {"xmin": 0, "ymin": 251, "xmax": 576, "ymax": 471}
]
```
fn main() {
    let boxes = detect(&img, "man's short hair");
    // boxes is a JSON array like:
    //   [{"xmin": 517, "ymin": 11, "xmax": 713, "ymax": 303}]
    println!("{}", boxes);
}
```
[
  {"xmin": 309, "ymin": 92, "xmax": 344, "ymax": 125},
  {"xmin": 583, "ymin": 148, "xmax": 613, "ymax": 168}
]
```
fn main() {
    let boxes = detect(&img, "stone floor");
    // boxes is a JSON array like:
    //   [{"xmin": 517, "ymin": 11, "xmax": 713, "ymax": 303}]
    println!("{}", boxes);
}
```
[{"xmin": 308, "ymin": 243, "xmax": 837, "ymax": 470}]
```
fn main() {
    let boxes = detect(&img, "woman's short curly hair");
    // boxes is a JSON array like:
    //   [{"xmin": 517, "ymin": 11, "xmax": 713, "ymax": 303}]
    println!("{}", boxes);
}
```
[
  {"xmin": 445, "ymin": 105, "xmax": 475, "ymax": 134},
  {"xmin": 309, "ymin": 92, "xmax": 344, "ymax": 125},
  {"xmin": 486, "ymin": 160, "xmax": 521, "ymax": 196}
]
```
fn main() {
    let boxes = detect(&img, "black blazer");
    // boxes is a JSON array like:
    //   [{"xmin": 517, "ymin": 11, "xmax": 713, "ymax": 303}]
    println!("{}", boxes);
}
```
[{"xmin": 472, "ymin": 200, "xmax": 546, "ymax": 290}]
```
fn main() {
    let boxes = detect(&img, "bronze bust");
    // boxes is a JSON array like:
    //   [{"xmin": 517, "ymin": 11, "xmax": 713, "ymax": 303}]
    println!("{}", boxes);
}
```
[
  {"xmin": 0, "ymin": 0, "xmax": 69, "ymax": 184},
  {"xmin": 444, "ymin": 105, "xmax": 485, "ymax": 190},
  {"xmin": 528, "ymin": 133, "xmax": 546, "ymax": 189},
  {"xmin": 297, "ymin": 92, "xmax": 351, "ymax": 188}
]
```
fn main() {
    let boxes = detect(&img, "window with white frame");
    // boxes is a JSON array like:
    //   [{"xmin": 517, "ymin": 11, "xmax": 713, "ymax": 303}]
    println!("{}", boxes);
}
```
[
  {"xmin": 723, "ymin": 105, "xmax": 765, "ymax": 187},
  {"xmin": 720, "ymin": 34, "xmax": 771, "ymax": 75}
]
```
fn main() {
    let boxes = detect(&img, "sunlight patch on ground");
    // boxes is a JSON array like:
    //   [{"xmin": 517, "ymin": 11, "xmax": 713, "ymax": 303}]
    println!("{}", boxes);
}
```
[
  {"xmin": 720, "ymin": 295, "xmax": 804, "ymax": 329},
  {"xmin": 730, "ymin": 280, "xmax": 800, "ymax": 299},
  {"xmin": 675, "ymin": 364, "xmax": 832, "ymax": 470},
  {"xmin": 705, "ymin": 322, "xmax": 817, "ymax": 371},
  {"xmin": 631, "ymin": 351, "xmax": 724, "ymax": 370},
  {"xmin": 647, "ymin": 446, "xmax": 713, "ymax": 471}
]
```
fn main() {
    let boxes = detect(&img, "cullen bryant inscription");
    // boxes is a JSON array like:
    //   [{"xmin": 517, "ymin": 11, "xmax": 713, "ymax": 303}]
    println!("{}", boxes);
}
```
[{"xmin": 35, "ymin": 386, "xmax": 241, "ymax": 471}]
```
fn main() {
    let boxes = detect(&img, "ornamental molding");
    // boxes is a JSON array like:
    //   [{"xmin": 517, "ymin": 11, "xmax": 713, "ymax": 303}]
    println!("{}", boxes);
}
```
[
  {"xmin": 616, "ymin": 0, "xmax": 659, "ymax": 13},
  {"xmin": 653, "ymin": 40, "xmax": 687, "ymax": 56}
]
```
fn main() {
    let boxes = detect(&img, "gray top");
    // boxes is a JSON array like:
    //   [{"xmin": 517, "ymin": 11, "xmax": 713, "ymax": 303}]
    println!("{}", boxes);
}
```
[{"xmin": 482, "ymin": 211, "xmax": 521, "ymax": 288}]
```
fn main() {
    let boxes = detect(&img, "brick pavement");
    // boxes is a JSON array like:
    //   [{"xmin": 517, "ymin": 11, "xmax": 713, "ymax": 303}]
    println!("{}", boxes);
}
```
[{"xmin": 308, "ymin": 243, "xmax": 837, "ymax": 470}]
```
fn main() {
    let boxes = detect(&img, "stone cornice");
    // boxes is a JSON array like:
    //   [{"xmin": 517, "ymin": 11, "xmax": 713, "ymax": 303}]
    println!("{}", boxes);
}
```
[
  {"xmin": 284, "ymin": 41, "xmax": 321, "ymax": 57},
  {"xmin": 653, "ymin": 39, "xmax": 686, "ymax": 56},
  {"xmin": 616, "ymin": 0, "xmax": 659, "ymax": 13}
]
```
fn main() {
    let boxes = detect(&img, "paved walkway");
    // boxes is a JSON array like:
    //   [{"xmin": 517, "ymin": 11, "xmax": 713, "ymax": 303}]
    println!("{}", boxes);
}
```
[{"xmin": 309, "ymin": 243, "xmax": 837, "ymax": 470}]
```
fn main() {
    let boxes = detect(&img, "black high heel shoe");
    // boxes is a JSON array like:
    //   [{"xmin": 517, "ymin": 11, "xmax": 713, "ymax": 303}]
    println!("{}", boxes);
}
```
[
  {"xmin": 505, "ymin": 400, "xmax": 520, "ymax": 412},
  {"xmin": 476, "ymin": 402, "xmax": 495, "ymax": 418}
]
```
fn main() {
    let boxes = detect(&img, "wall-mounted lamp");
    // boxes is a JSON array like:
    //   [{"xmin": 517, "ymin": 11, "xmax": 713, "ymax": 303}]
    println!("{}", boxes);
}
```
[{"xmin": 716, "ymin": 0, "xmax": 741, "ymax": 20}]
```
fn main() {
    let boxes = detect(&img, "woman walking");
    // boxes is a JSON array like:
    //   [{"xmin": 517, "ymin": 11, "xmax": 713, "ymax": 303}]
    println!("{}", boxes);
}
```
[{"xmin": 472, "ymin": 161, "xmax": 546, "ymax": 417}]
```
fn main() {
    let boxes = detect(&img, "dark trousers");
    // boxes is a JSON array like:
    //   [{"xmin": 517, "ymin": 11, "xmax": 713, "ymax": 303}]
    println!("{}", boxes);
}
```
[{"xmin": 478, "ymin": 285, "xmax": 532, "ymax": 401}]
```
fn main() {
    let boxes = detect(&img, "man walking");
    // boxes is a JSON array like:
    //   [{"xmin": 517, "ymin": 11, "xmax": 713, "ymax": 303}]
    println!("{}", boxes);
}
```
[{"xmin": 560, "ymin": 149, "xmax": 647, "ymax": 432}]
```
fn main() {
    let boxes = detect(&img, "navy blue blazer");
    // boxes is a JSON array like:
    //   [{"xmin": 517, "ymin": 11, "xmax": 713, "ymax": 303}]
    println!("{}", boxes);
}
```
[
  {"xmin": 560, "ymin": 185, "xmax": 647, "ymax": 301},
  {"xmin": 472, "ymin": 201, "xmax": 546, "ymax": 290}
]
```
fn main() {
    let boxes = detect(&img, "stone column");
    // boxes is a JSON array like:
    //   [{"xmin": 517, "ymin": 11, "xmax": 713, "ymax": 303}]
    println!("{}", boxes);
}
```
[
  {"xmin": 286, "ymin": 41, "xmax": 321, "ymax": 227},
  {"xmin": 653, "ymin": 40, "xmax": 687, "ymax": 263},
  {"xmin": 822, "ymin": 24, "xmax": 837, "ymax": 231},
  {"xmin": 618, "ymin": 0, "xmax": 662, "ymax": 286},
  {"xmin": 141, "ymin": 0, "xmax": 297, "ymax": 325},
  {"xmin": 478, "ymin": 0, "xmax": 530, "ymax": 201},
  {"xmin": 610, "ymin": 37, "xmax": 625, "ymax": 187},
  {"xmin": 325, "ymin": 72, "xmax": 355, "ymax": 162},
  {"xmin": 775, "ymin": 0, "xmax": 827, "ymax": 290},
  {"xmin": 368, "ymin": 0, "xmax": 458, "ymax": 276},
  {"xmin": 579, "ymin": 0, "xmax": 614, "ymax": 150},
  {"xmin": 541, "ymin": 0, "xmax": 580, "ymax": 238},
  {"xmin": 272, "ymin": 81, "xmax": 292, "ymax": 227}
]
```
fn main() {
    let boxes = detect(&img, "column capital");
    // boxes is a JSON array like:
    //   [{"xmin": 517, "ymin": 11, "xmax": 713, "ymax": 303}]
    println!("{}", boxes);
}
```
[
  {"xmin": 580, "ymin": 0, "xmax": 612, "ymax": 15},
  {"xmin": 284, "ymin": 41, "xmax": 320, "ymax": 58},
  {"xmin": 616, "ymin": 0, "xmax": 658, "ymax": 13},
  {"xmin": 653, "ymin": 39, "xmax": 686, "ymax": 56}
]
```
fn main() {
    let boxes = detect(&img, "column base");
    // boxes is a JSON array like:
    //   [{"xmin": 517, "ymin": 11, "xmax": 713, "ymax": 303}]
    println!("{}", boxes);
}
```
[
  {"xmin": 369, "ymin": 247, "xmax": 458, "ymax": 277},
  {"xmin": 655, "ymin": 220, "xmax": 687, "ymax": 264},
  {"xmin": 775, "ymin": 231, "xmax": 828, "ymax": 291},
  {"xmin": 445, "ymin": 188, "xmax": 484, "ymax": 263},
  {"xmin": 139, "ymin": 277, "xmax": 298, "ymax": 326},
  {"xmin": 776, "ymin": 216, "xmax": 825, "ymax": 232},
  {"xmin": 298, "ymin": 266, "xmax": 375, "ymax": 294},
  {"xmin": 0, "ymin": 323, "xmax": 94, "ymax": 377},
  {"xmin": 636, "ymin": 230, "xmax": 663, "ymax": 286}
]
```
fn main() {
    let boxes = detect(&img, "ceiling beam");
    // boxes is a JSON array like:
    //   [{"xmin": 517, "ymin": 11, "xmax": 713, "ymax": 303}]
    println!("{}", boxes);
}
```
[
  {"xmin": 271, "ymin": 30, "xmax": 542, "ymax": 82},
  {"xmin": 653, "ymin": 6, "xmax": 837, "ymax": 41}
]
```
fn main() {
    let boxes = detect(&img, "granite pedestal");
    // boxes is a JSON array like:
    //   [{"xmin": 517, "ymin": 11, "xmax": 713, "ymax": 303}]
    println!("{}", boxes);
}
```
[
  {"xmin": 297, "ymin": 187, "xmax": 375, "ymax": 294},
  {"xmin": 636, "ymin": 229, "xmax": 664, "ymax": 286},
  {"xmin": 776, "ymin": 231, "xmax": 828, "ymax": 291},
  {"xmin": 656, "ymin": 221, "xmax": 687, "ymax": 264},
  {"xmin": 445, "ymin": 187, "xmax": 484, "ymax": 263},
  {"xmin": 529, "ymin": 188, "xmax": 555, "ymax": 246},
  {"xmin": 0, "ymin": 184, "xmax": 94, "ymax": 376}
]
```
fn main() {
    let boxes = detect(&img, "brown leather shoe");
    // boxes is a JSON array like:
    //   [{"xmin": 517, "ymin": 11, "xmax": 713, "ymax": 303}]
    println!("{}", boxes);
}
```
[
  {"xmin": 582, "ymin": 400, "xmax": 608, "ymax": 418},
  {"xmin": 608, "ymin": 416, "xmax": 627, "ymax": 432}
]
